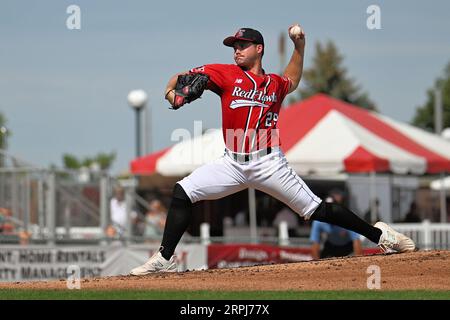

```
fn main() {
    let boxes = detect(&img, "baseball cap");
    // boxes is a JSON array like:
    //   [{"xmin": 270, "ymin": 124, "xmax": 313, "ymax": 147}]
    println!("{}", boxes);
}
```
[{"xmin": 223, "ymin": 28, "xmax": 264, "ymax": 47}]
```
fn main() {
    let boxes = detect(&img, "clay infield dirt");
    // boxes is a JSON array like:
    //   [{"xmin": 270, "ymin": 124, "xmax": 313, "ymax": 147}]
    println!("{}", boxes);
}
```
[{"xmin": 0, "ymin": 250, "xmax": 449, "ymax": 291}]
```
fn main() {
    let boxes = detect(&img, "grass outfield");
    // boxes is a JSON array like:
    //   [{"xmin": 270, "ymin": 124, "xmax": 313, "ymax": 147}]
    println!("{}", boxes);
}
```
[{"xmin": 0, "ymin": 289, "xmax": 449, "ymax": 300}]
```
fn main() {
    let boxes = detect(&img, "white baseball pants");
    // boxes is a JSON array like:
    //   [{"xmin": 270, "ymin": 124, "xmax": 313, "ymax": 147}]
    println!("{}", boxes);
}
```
[{"xmin": 178, "ymin": 147, "xmax": 322, "ymax": 219}]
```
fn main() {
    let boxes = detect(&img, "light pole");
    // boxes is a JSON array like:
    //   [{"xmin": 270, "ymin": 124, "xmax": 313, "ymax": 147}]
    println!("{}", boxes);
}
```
[
  {"xmin": 441, "ymin": 128, "xmax": 450, "ymax": 141},
  {"xmin": 0, "ymin": 126, "xmax": 7, "ymax": 147},
  {"xmin": 127, "ymin": 90, "xmax": 148, "ymax": 158},
  {"xmin": 0, "ymin": 126, "xmax": 8, "ymax": 167}
]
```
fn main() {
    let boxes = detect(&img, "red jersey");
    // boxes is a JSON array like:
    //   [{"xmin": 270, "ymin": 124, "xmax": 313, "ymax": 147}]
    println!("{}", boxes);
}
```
[{"xmin": 190, "ymin": 64, "xmax": 291, "ymax": 153}]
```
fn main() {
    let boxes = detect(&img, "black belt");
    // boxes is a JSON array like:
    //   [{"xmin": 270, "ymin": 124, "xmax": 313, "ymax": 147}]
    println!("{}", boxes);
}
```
[{"xmin": 226, "ymin": 147, "xmax": 274, "ymax": 163}]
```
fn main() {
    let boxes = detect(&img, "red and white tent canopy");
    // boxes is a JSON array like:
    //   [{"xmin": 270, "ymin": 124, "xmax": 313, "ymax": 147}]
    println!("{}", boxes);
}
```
[{"xmin": 131, "ymin": 94, "xmax": 450, "ymax": 176}]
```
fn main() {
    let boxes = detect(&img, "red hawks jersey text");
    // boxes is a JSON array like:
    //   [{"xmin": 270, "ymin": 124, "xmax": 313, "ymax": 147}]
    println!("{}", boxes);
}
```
[{"xmin": 190, "ymin": 64, "xmax": 291, "ymax": 153}]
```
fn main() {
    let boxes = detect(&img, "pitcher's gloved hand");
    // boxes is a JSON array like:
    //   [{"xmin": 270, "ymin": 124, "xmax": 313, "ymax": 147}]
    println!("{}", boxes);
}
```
[{"xmin": 169, "ymin": 73, "xmax": 210, "ymax": 110}]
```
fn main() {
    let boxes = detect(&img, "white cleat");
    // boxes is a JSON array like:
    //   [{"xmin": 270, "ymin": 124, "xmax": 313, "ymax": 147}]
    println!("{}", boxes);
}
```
[
  {"xmin": 375, "ymin": 221, "xmax": 416, "ymax": 253},
  {"xmin": 129, "ymin": 251, "xmax": 178, "ymax": 276}
]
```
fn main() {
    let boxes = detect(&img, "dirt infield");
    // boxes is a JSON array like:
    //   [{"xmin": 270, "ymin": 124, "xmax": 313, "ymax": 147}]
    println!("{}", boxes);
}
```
[{"xmin": 1, "ymin": 250, "xmax": 449, "ymax": 291}]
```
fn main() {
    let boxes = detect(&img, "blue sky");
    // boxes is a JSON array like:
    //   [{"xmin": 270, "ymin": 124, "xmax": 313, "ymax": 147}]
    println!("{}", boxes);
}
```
[{"xmin": 1, "ymin": 0, "xmax": 450, "ymax": 174}]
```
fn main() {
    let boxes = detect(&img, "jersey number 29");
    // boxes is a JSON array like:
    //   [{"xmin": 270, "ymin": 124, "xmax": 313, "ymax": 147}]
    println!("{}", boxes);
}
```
[{"xmin": 265, "ymin": 112, "xmax": 278, "ymax": 127}]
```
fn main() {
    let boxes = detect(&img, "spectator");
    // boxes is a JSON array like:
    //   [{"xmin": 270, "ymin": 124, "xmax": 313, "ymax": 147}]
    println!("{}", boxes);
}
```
[
  {"xmin": 234, "ymin": 210, "xmax": 247, "ymax": 227},
  {"xmin": 272, "ymin": 205, "xmax": 299, "ymax": 237},
  {"xmin": 0, "ymin": 207, "xmax": 15, "ymax": 234},
  {"xmin": 108, "ymin": 187, "xmax": 137, "ymax": 237},
  {"xmin": 18, "ymin": 229, "xmax": 31, "ymax": 245},
  {"xmin": 144, "ymin": 200, "xmax": 167, "ymax": 239},
  {"xmin": 310, "ymin": 190, "xmax": 362, "ymax": 259},
  {"xmin": 325, "ymin": 188, "xmax": 345, "ymax": 205},
  {"xmin": 364, "ymin": 198, "xmax": 381, "ymax": 224},
  {"xmin": 310, "ymin": 221, "xmax": 363, "ymax": 259},
  {"xmin": 446, "ymin": 198, "xmax": 450, "ymax": 223},
  {"xmin": 403, "ymin": 202, "xmax": 422, "ymax": 223},
  {"xmin": 0, "ymin": 208, "xmax": 29, "ymax": 244}
]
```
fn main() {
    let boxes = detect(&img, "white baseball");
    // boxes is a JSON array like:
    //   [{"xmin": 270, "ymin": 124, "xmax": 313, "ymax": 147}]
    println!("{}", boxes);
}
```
[{"xmin": 289, "ymin": 25, "xmax": 303, "ymax": 37}]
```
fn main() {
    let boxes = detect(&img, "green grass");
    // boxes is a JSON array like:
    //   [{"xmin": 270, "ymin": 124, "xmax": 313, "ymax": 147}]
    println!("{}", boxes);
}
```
[{"xmin": 0, "ymin": 289, "xmax": 449, "ymax": 300}]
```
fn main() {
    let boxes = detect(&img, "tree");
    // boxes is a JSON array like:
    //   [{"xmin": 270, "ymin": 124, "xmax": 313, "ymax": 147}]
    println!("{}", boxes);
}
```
[
  {"xmin": 62, "ymin": 152, "xmax": 116, "ymax": 171},
  {"xmin": 62, "ymin": 154, "xmax": 81, "ymax": 169},
  {"xmin": 412, "ymin": 62, "xmax": 450, "ymax": 131},
  {"xmin": 292, "ymin": 40, "xmax": 377, "ymax": 110}
]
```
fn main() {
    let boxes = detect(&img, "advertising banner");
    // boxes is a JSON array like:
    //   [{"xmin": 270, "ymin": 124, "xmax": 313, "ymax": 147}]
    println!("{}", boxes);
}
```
[
  {"xmin": 0, "ymin": 243, "xmax": 207, "ymax": 282},
  {"xmin": 208, "ymin": 244, "xmax": 381, "ymax": 269},
  {"xmin": 208, "ymin": 244, "xmax": 313, "ymax": 269}
]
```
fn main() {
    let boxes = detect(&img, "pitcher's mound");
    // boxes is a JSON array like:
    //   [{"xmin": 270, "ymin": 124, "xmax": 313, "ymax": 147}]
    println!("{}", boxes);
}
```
[{"xmin": 1, "ymin": 250, "xmax": 449, "ymax": 291}]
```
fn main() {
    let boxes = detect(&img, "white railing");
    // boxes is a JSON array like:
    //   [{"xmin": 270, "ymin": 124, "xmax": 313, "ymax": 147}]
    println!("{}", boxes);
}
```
[
  {"xmin": 390, "ymin": 220, "xmax": 450, "ymax": 250},
  {"xmin": 8, "ymin": 220, "xmax": 449, "ymax": 249},
  {"xmin": 200, "ymin": 220, "xmax": 450, "ymax": 249}
]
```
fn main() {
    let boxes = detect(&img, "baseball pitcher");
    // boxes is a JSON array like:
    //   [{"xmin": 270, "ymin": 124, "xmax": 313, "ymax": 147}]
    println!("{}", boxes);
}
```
[{"xmin": 130, "ymin": 25, "xmax": 415, "ymax": 275}]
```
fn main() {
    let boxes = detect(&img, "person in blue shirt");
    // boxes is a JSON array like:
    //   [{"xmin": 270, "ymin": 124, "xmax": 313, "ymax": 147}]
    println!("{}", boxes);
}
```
[{"xmin": 309, "ymin": 189, "xmax": 363, "ymax": 259}]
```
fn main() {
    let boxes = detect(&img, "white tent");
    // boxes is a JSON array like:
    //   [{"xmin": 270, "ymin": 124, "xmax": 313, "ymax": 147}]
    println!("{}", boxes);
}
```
[{"xmin": 131, "ymin": 94, "xmax": 450, "ymax": 223}]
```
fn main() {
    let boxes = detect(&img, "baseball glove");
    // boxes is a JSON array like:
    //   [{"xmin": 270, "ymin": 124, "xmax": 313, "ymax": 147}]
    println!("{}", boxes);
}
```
[{"xmin": 170, "ymin": 73, "xmax": 210, "ymax": 109}]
